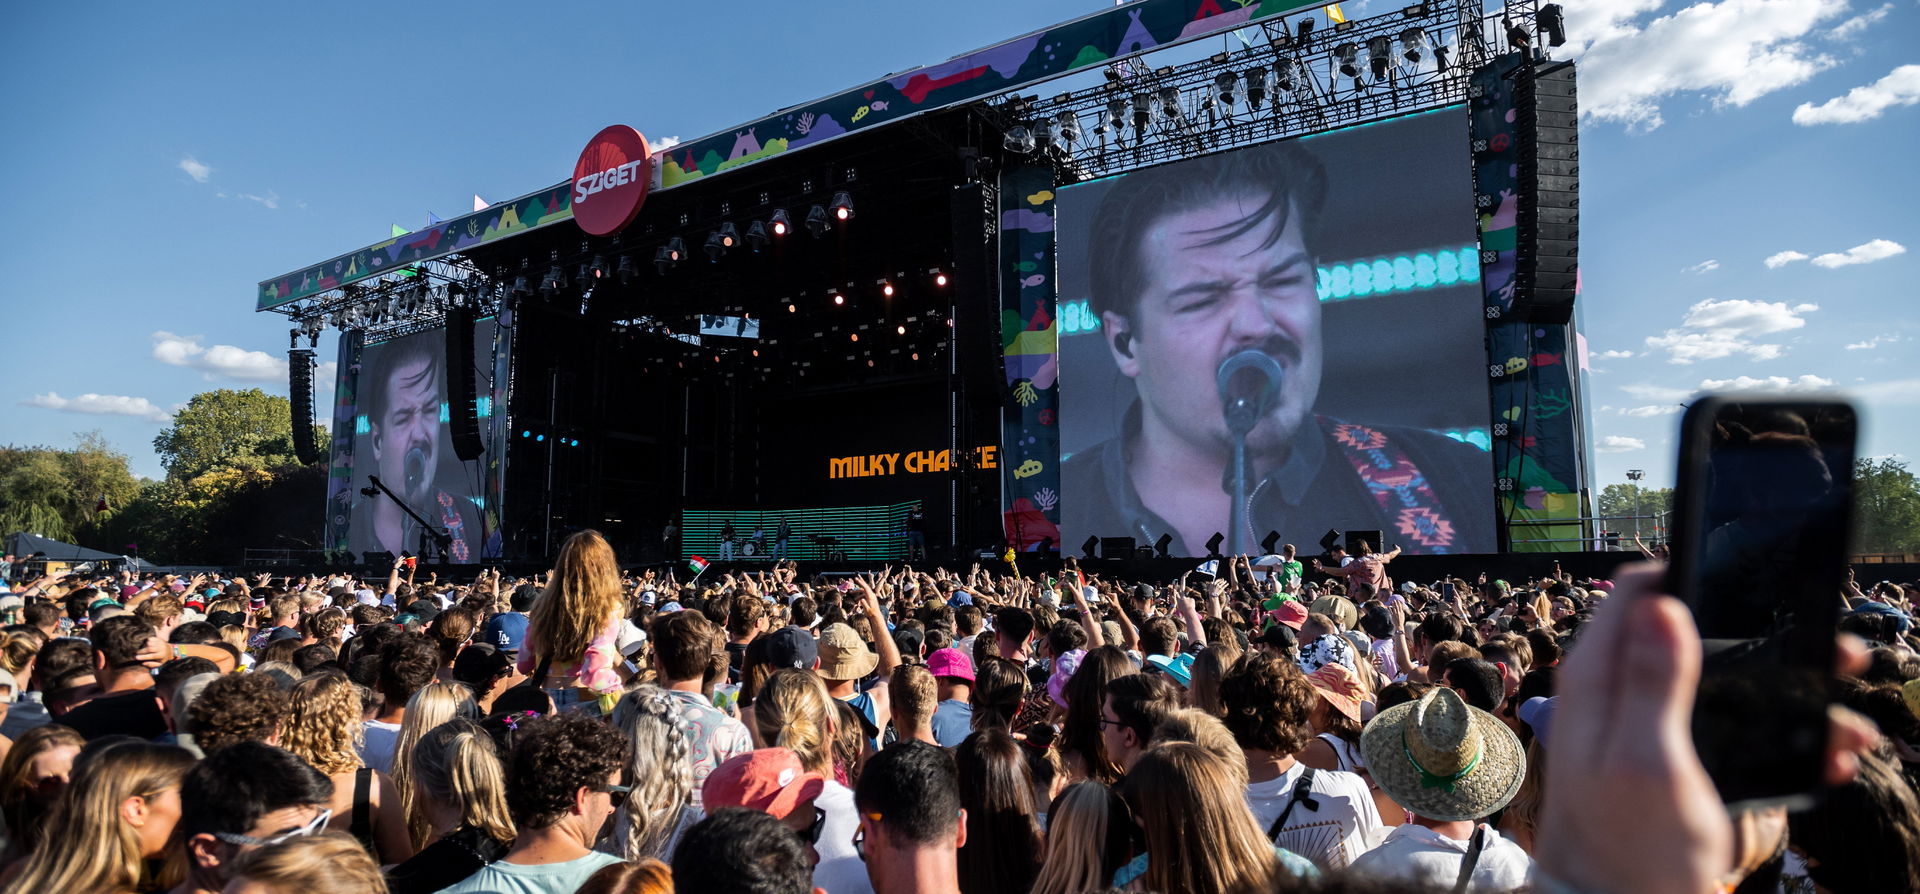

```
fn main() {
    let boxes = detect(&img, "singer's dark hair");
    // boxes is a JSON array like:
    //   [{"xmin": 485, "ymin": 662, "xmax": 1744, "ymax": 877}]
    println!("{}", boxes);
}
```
[
  {"xmin": 1087, "ymin": 141, "xmax": 1328, "ymax": 326},
  {"xmin": 364, "ymin": 331, "xmax": 442, "ymax": 428}
]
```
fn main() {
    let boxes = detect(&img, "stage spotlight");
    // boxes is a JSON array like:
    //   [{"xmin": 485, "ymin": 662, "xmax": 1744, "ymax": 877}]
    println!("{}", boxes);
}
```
[
  {"xmin": 831, "ymin": 292, "xmax": 845, "ymax": 306},
  {"xmin": 1400, "ymin": 27, "xmax": 1429, "ymax": 64},
  {"xmin": 769, "ymin": 208, "xmax": 791, "ymax": 236},
  {"xmin": 704, "ymin": 231, "xmax": 727, "ymax": 262},
  {"xmin": 1434, "ymin": 45, "xmax": 1452, "ymax": 72},
  {"xmin": 1261, "ymin": 530, "xmax": 1282, "ymax": 555},
  {"xmin": 1081, "ymin": 535, "xmax": 1099, "ymax": 560},
  {"xmin": 805, "ymin": 205, "xmax": 831, "ymax": 237},
  {"xmin": 1100, "ymin": 97, "xmax": 1126, "ymax": 135},
  {"xmin": 745, "ymin": 220, "xmax": 769, "ymax": 252},
  {"xmin": 1538, "ymin": 3, "xmax": 1567, "ymax": 46},
  {"xmin": 1158, "ymin": 86, "xmax": 1182, "ymax": 119},
  {"xmin": 520, "ymin": 430, "xmax": 531, "ymax": 438},
  {"xmin": 1243, "ymin": 67, "xmax": 1268, "ymax": 109},
  {"xmin": 1213, "ymin": 71, "xmax": 1240, "ymax": 108},
  {"xmin": 787, "ymin": 302, "xmax": 796, "ymax": 313},
  {"xmin": 830, "ymin": 192, "xmax": 854, "ymax": 221},
  {"xmin": 1276, "ymin": 58, "xmax": 1297, "ymax": 93},
  {"xmin": 535, "ymin": 433, "xmax": 546, "ymax": 442},
  {"xmin": 881, "ymin": 280, "xmax": 895, "ymax": 297},
  {"xmin": 896, "ymin": 324, "xmax": 906, "ymax": 335},
  {"xmin": 718, "ymin": 221, "xmax": 739, "ymax": 248},
  {"xmin": 931, "ymin": 269, "xmax": 949, "ymax": 287},
  {"xmin": 588, "ymin": 253, "xmax": 608, "ymax": 280},
  {"xmin": 1204, "ymin": 532, "xmax": 1225, "ymax": 558},
  {"xmin": 1154, "ymin": 533, "xmax": 1173, "ymax": 559},
  {"xmin": 1368, "ymin": 36, "xmax": 1392, "ymax": 79},
  {"xmin": 511, "ymin": 259, "xmax": 532, "ymax": 297},
  {"xmin": 1002, "ymin": 124, "xmax": 1036, "ymax": 153},
  {"xmin": 666, "ymin": 236, "xmax": 686, "ymax": 262},
  {"xmin": 540, "ymin": 250, "xmax": 568, "ymax": 294},
  {"xmin": 1295, "ymin": 18, "xmax": 1315, "ymax": 45},
  {"xmin": 1131, "ymin": 92, "xmax": 1153, "ymax": 130},
  {"xmin": 1505, "ymin": 18, "xmax": 1531, "ymax": 48},
  {"xmin": 653, "ymin": 245, "xmax": 674, "ymax": 275},
  {"xmin": 1336, "ymin": 42, "xmax": 1360, "ymax": 78},
  {"xmin": 1055, "ymin": 111, "xmax": 1081, "ymax": 144}
]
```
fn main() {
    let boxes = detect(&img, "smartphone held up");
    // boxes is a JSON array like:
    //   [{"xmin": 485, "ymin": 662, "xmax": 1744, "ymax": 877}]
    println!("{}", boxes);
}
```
[{"xmin": 1666, "ymin": 394, "xmax": 1857, "ymax": 810}]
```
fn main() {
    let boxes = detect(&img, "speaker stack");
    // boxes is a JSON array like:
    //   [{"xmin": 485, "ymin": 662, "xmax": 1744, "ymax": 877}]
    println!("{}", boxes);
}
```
[
  {"xmin": 445, "ymin": 305, "xmax": 485, "ymax": 462},
  {"xmin": 1512, "ymin": 60, "xmax": 1579, "ymax": 323},
  {"xmin": 288, "ymin": 349, "xmax": 320, "ymax": 465}
]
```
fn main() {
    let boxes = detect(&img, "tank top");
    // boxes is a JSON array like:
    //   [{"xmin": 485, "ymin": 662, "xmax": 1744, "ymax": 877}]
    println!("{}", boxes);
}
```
[{"xmin": 1316, "ymin": 732, "xmax": 1365, "ymax": 774}]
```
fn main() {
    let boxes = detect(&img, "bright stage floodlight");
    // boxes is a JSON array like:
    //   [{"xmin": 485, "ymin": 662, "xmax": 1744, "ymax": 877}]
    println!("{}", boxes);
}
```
[
  {"xmin": 745, "ymin": 221, "xmax": 769, "ymax": 252},
  {"xmin": 718, "ymin": 221, "xmax": 739, "ymax": 248},
  {"xmin": 769, "ymin": 208, "xmax": 791, "ymax": 236},
  {"xmin": 805, "ymin": 205, "xmax": 831, "ymax": 237},
  {"xmin": 665, "ymin": 236, "xmax": 686, "ymax": 262},
  {"xmin": 830, "ymin": 192, "xmax": 854, "ymax": 221}
]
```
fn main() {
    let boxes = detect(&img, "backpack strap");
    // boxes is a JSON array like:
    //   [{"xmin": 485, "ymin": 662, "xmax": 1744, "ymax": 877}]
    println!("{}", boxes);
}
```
[
  {"xmin": 1451, "ymin": 825, "xmax": 1488, "ymax": 894},
  {"xmin": 349, "ymin": 766, "xmax": 374, "ymax": 848},
  {"xmin": 1265, "ymin": 768, "xmax": 1319, "ymax": 841}
]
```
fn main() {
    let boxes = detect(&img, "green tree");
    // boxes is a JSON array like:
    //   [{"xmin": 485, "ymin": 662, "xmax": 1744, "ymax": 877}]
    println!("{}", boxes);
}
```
[
  {"xmin": 0, "ymin": 431, "xmax": 142, "ymax": 543},
  {"xmin": 1596, "ymin": 483, "xmax": 1672, "ymax": 539},
  {"xmin": 1852, "ymin": 457, "xmax": 1920, "ymax": 554},
  {"xmin": 152, "ymin": 388, "xmax": 311, "ymax": 482}
]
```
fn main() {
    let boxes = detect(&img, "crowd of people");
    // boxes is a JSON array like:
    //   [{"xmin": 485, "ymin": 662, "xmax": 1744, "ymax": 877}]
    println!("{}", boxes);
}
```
[{"xmin": 0, "ymin": 532, "xmax": 1913, "ymax": 894}]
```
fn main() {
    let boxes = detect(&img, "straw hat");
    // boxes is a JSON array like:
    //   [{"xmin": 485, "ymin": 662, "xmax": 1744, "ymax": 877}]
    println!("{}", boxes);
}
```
[
  {"xmin": 816, "ymin": 622, "xmax": 878, "ymax": 681},
  {"xmin": 1311, "ymin": 595, "xmax": 1358, "ymax": 631},
  {"xmin": 1360, "ymin": 686, "xmax": 1525, "ymax": 822}
]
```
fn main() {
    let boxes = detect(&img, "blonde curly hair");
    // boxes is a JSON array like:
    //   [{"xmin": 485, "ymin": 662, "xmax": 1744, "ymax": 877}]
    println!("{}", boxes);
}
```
[{"xmin": 280, "ymin": 670, "xmax": 365, "ymax": 776}]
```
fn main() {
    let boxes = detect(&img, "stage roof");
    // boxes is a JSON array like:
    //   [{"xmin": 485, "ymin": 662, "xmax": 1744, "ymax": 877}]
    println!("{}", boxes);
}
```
[{"xmin": 257, "ymin": 0, "xmax": 1329, "ymax": 311}]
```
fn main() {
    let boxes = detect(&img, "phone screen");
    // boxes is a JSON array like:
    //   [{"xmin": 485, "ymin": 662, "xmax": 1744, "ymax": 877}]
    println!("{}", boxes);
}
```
[{"xmin": 1668, "ymin": 396, "xmax": 1855, "ymax": 808}]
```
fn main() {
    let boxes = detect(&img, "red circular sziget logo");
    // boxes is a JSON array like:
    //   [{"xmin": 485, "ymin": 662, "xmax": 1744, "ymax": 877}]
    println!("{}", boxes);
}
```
[{"xmin": 572, "ymin": 125, "xmax": 652, "ymax": 236}]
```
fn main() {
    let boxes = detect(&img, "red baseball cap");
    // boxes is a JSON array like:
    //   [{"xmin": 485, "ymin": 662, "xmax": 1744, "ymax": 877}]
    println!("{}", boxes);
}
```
[
  {"xmin": 701, "ymin": 749, "xmax": 825, "ymax": 820},
  {"xmin": 926, "ymin": 647, "xmax": 975, "ymax": 682}
]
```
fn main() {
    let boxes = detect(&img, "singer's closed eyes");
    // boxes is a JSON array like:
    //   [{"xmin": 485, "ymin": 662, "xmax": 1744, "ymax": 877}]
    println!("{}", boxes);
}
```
[{"xmin": 1057, "ymin": 133, "xmax": 1493, "ymax": 557}]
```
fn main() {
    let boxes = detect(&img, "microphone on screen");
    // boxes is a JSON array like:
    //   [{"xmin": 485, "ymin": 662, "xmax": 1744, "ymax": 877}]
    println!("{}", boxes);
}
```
[{"xmin": 1216, "ymin": 350, "xmax": 1284, "ymax": 436}]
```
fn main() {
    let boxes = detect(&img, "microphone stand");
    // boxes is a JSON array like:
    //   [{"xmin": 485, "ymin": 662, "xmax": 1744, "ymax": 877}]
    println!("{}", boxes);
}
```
[
  {"xmin": 1224, "ymin": 401, "xmax": 1258, "ymax": 558},
  {"xmin": 365, "ymin": 475, "xmax": 453, "ymax": 560}
]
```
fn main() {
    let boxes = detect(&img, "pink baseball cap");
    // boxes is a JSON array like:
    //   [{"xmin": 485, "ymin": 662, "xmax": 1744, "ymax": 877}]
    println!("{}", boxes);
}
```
[
  {"xmin": 702, "ymin": 749, "xmax": 825, "ymax": 820},
  {"xmin": 926, "ymin": 647, "xmax": 975, "ymax": 682}
]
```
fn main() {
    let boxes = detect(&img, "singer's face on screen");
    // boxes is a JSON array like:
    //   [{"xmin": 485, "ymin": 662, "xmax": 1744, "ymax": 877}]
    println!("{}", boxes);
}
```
[
  {"xmin": 372, "ymin": 354, "xmax": 442, "ymax": 504},
  {"xmin": 1101, "ymin": 193, "xmax": 1322, "ymax": 457}
]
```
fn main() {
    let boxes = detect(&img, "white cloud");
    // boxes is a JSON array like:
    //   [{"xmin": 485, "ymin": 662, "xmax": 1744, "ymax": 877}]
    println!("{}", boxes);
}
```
[
  {"xmin": 1644, "ymin": 298, "xmax": 1817, "ymax": 363},
  {"xmin": 23, "ymin": 392, "xmax": 173, "ymax": 423},
  {"xmin": 178, "ymin": 156, "xmax": 212, "ymax": 183},
  {"xmin": 1793, "ymin": 63, "xmax": 1920, "ymax": 125},
  {"xmin": 1620, "ymin": 404, "xmax": 1684, "ymax": 416},
  {"xmin": 1811, "ymin": 238, "xmax": 1906, "ymax": 268},
  {"xmin": 1765, "ymin": 250, "xmax": 1809, "ymax": 268},
  {"xmin": 1682, "ymin": 259, "xmax": 1720, "ymax": 274},
  {"xmin": 1696, "ymin": 373, "xmax": 1836, "ymax": 392},
  {"xmin": 652, "ymin": 135, "xmax": 682, "ymax": 152},
  {"xmin": 1846, "ymin": 334, "xmax": 1902, "ymax": 350},
  {"xmin": 1598, "ymin": 435, "xmax": 1648, "ymax": 453},
  {"xmin": 1845, "ymin": 378, "xmax": 1920, "ymax": 405},
  {"xmin": 1570, "ymin": 0, "xmax": 1847, "ymax": 131},
  {"xmin": 1827, "ymin": 2, "xmax": 1892, "ymax": 39},
  {"xmin": 1621, "ymin": 382, "xmax": 1694, "ymax": 402},
  {"xmin": 1597, "ymin": 349, "xmax": 1635, "ymax": 359},
  {"xmin": 236, "ymin": 191, "xmax": 281, "ymax": 210},
  {"xmin": 151, "ymin": 331, "xmax": 286, "ymax": 382}
]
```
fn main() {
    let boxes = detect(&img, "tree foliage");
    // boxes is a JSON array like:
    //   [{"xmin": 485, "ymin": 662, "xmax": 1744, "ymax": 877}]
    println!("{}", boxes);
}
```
[
  {"xmin": 152, "ymin": 388, "xmax": 302, "ymax": 482},
  {"xmin": 1852, "ymin": 457, "xmax": 1920, "ymax": 555},
  {"xmin": 1596, "ymin": 483, "xmax": 1673, "ymax": 538},
  {"xmin": 0, "ymin": 432, "xmax": 142, "ymax": 543}
]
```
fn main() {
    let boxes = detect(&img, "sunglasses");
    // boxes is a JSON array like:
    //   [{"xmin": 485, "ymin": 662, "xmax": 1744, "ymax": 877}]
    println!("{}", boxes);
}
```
[
  {"xmin": 212, "ymin": 808, "xmax": 333, "ymax": 847},
  {"xmin": 804, "ymin": 806, "xmax": 827, "ymax": 845},
  {"xmin": 593, "ymin": 784, "xmax": 632, "ymax": 809}
]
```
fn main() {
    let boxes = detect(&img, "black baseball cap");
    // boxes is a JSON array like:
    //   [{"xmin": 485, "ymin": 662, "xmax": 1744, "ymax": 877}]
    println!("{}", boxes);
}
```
[{"xmin": 763, "ymin": 625, "xmax": 818, "ymax": 670}]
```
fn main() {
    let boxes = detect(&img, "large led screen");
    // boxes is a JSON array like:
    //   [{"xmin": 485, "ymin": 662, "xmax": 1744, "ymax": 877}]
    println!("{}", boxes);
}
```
[
  {"xmin": 324, "ymin": 318, "xmax": 506, "ymax": 562},
  {"xmin": 1056, "ymin": 109, "xmax": 1495, "ymax": 556}
]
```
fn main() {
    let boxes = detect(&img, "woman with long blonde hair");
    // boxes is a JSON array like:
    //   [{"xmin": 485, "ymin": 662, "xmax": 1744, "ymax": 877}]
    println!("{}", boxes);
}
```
[
  {"xmin": 389, "ymin": 681, "xmax": 479, "ymax": 849},
  {"xmin": 751, "ymin": 668, "xmax": 869, "ymax": 894},
  {"xmin": 226, "ymin": 832, "xmax": 389, "ymax": 894},
  {"xmin": 521, "ymin": 530, "xmax": 629, "ymax": 714},
  {"xmin": 0, "ymin": 740, "xmax": 195, "ymax": 894},
  {"xmin": 1029, "ymin": 781, "xmax": 1136, "ymax": 894},
  {"xmin": 386, "ymin": 718, "xmax": 514, "ymax": 894},
  {"xmin": 278, "ymin": 670, "xmax": 414, "ymax": 863},
  {"xmin": 1116, "ymin": 741, "xmax": 1317, "ymax": 893},
  {"xmin": 0, "ymin": 724, "xmax": 82, "ymax": 865},
  {"xmin": 603, "ymin": 686, "xmax": 700, "ymax": 861}
]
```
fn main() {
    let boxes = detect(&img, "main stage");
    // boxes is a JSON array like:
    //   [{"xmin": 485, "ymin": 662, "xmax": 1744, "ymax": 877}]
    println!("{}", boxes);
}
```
[{"xmin": 257, "ymin": 0, "xmax": 1593, "ymax": 566}]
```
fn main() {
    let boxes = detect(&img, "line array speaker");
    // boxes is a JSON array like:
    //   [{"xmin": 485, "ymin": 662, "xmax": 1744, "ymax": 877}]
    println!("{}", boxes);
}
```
[
  {"xmin": 446, "ymin": 306, "xmax": 485, "ymax": 462},
  {"xmin": 288, "ymin": 349, "xmax": 320, "ymax": 465},
  {"xmin": 1513, "ymin": 60, "xmax": 1579, "ymax": 324}
]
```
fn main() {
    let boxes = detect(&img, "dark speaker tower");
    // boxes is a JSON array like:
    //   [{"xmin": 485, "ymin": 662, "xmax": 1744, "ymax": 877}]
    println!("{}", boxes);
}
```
[
  {"xmin": 288, "ymin": 349, "xmax": 320, "ymax": 465},
  {"xmin": 445, "ymin": 306, "xmax": 485, "ymax": 462},
  {"xmin": 1513, "ymin": 60, "xmax": 1578, "ymax": 323}
]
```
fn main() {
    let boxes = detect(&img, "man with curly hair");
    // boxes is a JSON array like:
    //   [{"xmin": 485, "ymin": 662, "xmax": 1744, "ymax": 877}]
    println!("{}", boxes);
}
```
[
  {"xmin": 442, "ymin": 712, "xmax": 626, "ymax": 893},
  {"xmin": 1219, "ymin": 652, "xmax": 1381, "ymax": 869},
  {"xmin": 187, "ymin": 673, "xmax": 290, "ymax": 754}
]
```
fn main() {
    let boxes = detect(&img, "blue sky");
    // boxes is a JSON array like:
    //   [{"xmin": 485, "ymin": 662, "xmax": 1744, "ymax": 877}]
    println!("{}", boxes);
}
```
[{"xmin": 2, "ymin": 0, "xmax": 1914, "ymax": 494}]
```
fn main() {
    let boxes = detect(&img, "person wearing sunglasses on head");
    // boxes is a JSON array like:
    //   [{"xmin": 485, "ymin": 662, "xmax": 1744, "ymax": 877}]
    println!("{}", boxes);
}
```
[
  {"xmin": 441, "ymin": 712, "xmax": 628, "ymax": 894},
  {"xmin": 166, "ymin": 742, "xmax": 334, "ymax": 894}
]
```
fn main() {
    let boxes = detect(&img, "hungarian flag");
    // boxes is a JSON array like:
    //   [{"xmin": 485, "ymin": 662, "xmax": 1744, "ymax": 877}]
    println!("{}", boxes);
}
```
[{"xmin": 688, "ymin": 556, "xmax": 710, "ymax": 575}]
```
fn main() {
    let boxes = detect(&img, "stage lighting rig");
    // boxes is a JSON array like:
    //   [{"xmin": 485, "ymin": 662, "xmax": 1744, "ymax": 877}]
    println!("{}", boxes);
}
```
[
  {"xmin": 1002, "ymin": 123, "xmax": 1036, "ymax": 153},
  {"xmin": 1400, "ymin": 27, "xmax": 1429, "ymax": 64},
  {"xmin": 511, "ymin": 259, "xmax": 532, "ymax": 298},
  {"xmin": 653, "ymin": 245, "xmax": 674, "ymax": 276},
  {"xmin": 930, "ymin": 268, "xmax": 949, "ymax": 287},
  {"xmin": 540, "ymin": 250, "xmax": 568, "ymax": 295},
  {"xmin": 1538, "ymin": 3, "xmax": 1567, "ymax": 46},
  {"xmin": 718, "ymin": 221, "xmax": 739, "ymax": 248},
  {"xmin": 745, "ymin": 221, "xmax": 769, "ymax": 251},
  {"xmin": 616, "ymin": 254, "xmax": 635, "ymax": 284},
  {"xmin": 1213, "ymin": 70, "xmax": 1240, "ymax": 109},
  {"xmin": 805, "ymin": 205, "xmax": 831, "ymax": 237},
  {"xmin": 1098, "ymin": 97, "xmax": 1126, "ymax": 137},
  {"xmin": 1055, "ymin": 111, "xmax": 1082, "ymax": 145},
  {"xmin": 769, "ymin": 208, "xmax": 791, "ymax": 236},
  {"xmin": 1368, "ymin": 36, "xmax": 1393, "ymax": 80},
  {"xmin": 587, "ymin": 252, "xmax": 608, "ymax": 281},
  {"xmin": 1130, "ymin": 92, "xmax": 1153, "ymax": 131},
  {"xmin": 1158, "ymin": 85, "xmax": 1182, "ymax": 120},
  {"xmin": 1296, "ymin": 18, "xmax": 1316, "ymax": 45},
  {"xmin": 704, "ymin": 231, "xmax": 727, "ymax": 262},
  {"xmin": 830, "ymin": 193, "xmax": 854, "ymax": 221},
  {"xmin": 1336, "ymin": 42, "xmax": 1360, "ymax": 78},
  {"xmin": 1243, "ymin": 67, "xmax": 1269, "ymax": 109}
]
